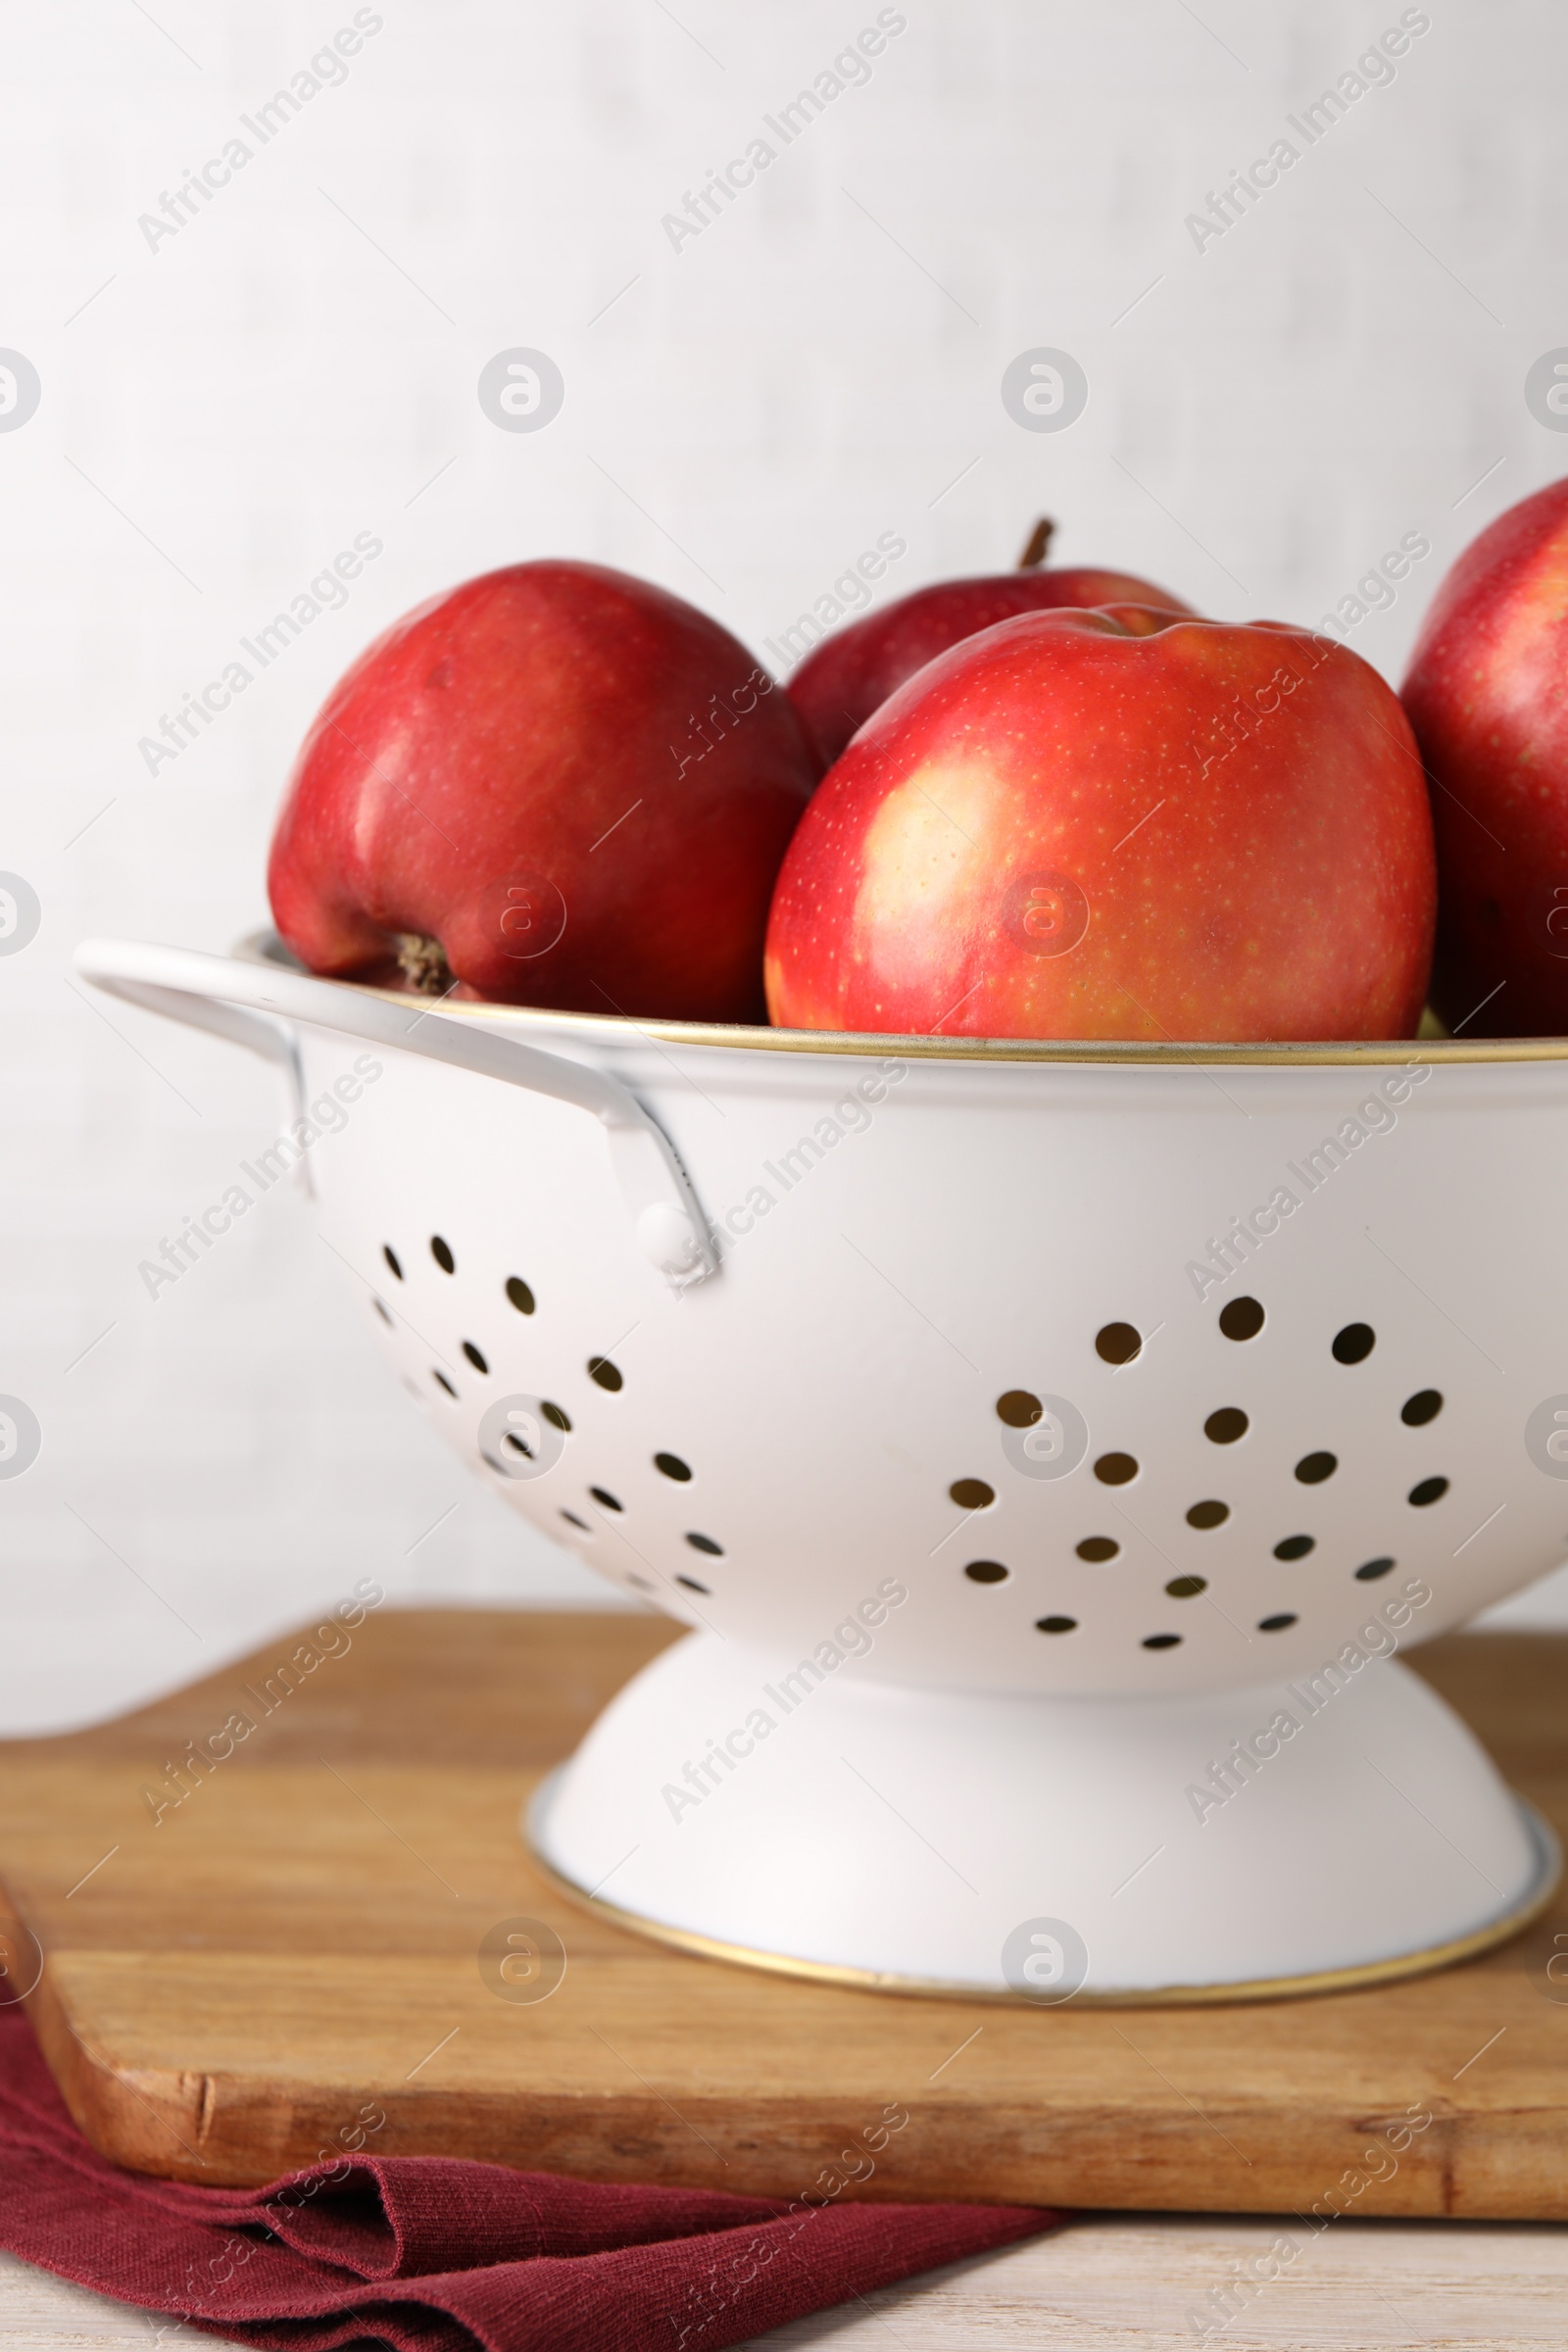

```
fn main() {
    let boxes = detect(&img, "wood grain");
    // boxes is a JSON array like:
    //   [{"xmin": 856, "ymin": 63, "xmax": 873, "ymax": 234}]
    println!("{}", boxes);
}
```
[
  {"xmin": 12, "ymin": 2219, "xmax": 1568, "ymax": 2352},
  {"xmin": 2, "ymin": 1607, "xmax": 1566, "ymax": 2213}
]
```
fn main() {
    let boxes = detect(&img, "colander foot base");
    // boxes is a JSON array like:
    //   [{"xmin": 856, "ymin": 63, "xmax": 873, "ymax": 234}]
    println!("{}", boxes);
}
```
[{"xmin": 527, "ymin": 1634, "xmax": 1559, "ymax": 2002}]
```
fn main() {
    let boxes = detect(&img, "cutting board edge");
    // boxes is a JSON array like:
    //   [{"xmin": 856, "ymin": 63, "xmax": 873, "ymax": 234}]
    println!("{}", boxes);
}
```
[{"xmin": 7, "ymin": 1615, "xmax": 1568, "ymax": 2215}]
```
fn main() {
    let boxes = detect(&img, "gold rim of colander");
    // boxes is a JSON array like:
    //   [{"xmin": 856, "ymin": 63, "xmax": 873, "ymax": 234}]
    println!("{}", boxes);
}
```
[
  {"xmin": 529, "ymin": 1794, "xmax": 1560, "ymax": 2009},
  {"xmin": 239, "ymin": 934, "xmax": 1568, "ymax": 1069}
]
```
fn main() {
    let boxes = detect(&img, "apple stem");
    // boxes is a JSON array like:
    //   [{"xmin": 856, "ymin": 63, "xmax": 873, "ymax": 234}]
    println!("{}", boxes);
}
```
[
  {"xmin": 1017, "ymin": 518, "xmax": 1055, "ymax": 570},
  {"xmin": 395, "ymin": 931, "xmax": 454, "ymax": 994}
]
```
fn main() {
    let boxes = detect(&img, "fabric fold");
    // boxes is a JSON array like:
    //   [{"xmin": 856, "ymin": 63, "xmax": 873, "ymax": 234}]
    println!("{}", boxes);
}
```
[{"xmin": 0, "ymin": 2006, "xmax": 1057, "ymax": 2351}]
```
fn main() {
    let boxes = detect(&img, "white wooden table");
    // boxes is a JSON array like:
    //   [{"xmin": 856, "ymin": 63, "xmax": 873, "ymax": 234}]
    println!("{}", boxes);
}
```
[{"xmin": 6, "ymin": 2216, "xmax": 1568, "ymax": 2350}]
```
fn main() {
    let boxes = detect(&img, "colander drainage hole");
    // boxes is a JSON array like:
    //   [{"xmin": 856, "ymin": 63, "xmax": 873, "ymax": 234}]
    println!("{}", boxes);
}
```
[
  {"xmin": 506, "ymin": 1276, "xmax": 536, "ymax": 1315},
  {"xmin": 590, "ymin": 1486, "xmax": 622, "ymax": 1511},
  {"xmin": 1095, "ymin": 1451, "xmax": 1139, "ymax": 1485},
  {"xmin": 1204, "ymin": 1407, "xmax": 1249, "ymax": 1444},
  {"xmin": 432, "ymin": 1370, "xmax": 458, "ymax": 1398},
  {"xmin": 1402, "ymin": 1389, "xmax": 1443, "ymax": 1425},
  {"xmin": 675, "ymin": 1575, "xmax": 710, "ymax": 1594},
  {"xmin": 589, "ymin": 1357, "xmax": 623, "ymax": 1392},
  {"xmin": 1036, "ymin": 1615, "xmax": 1077, "ymax": 1635},
  {"xmin": 1274, "ymin": 1535, "xmax": 1315, "ymax": 1560},
  {"xmin": 462, "ymin": 1341, "xmax": 488, "ymax": 1374},
  {"xmin": 1077, "ymin": 1537, "xmax": 1119, "ymax": 1563},
  {"xmin": 627, "ymin": 1573, "xmax": 654, "ymax": 1592},
  {"xmin": 1258, "ymin": 1611, "xmax": 1298, "ymax": 1633},
  {"xmin": 1333, "ymin": 1322, "xmax": 1375, "ymax": 1364},
  {"xmin": 950, "ymin": 1478, "xmax": 995, "ymax": 1509},
  {"xmin": 1143, "ymin": 1633, "xmax": 1182, "ymax": 1650},
  {"xmin": 1096, "ymin": 1322, "xmax": 1142, "ymax": 1365},
  {"xmin": 1356, "ymin": 1556, "xmax": 1396, "ymax": 1581},
  {"xmin": 372, "ymin": 1298, "xmax": 392, "ymax": 1325},
  {"xmin": 996, "ymin": 1391, "xmax": 1042, "ymax": 1428},
  {"xmin": 1166, "ymin": 1575, "xmax": 1206, "ymax": 1598},
  {"xmin": 543, "ymin": 1402, "xmax": 571, "ymax": 1431},
  {"xmin": 1296, "ymin": 1450, "xmax": 1338, "ymax": 1485},
  {"xmin": 656, "ymin": 1451, "xmax": 693, "ymax": 1481},
  {"xmin": 686, "ymin": 1534, "xmax": 724, "ymax": 1555},
  {"xmin": 1186, "ymin": 1499, "xmax": 1229, "ymax": 1530},
  {"xmin": 430, "ymin": 1236, "xmax": 455, "ymax": 1274},
  {"xmin": 964, "ymin": 1560, "xmax": 1009, "ymax": 1585},
  {"xmin": 1219, "ymin": 1297, "xmax": 1264, "ymax": 1341},
  {"xmin": 561, "ymin": 1509, "xmax": 591, "ymax": 1532},
  {"xmin": 1409, "ymin": 1476, "xmax": 1449, "ymax": 1506},
  {"xmin": 382, "ymin": 1245, "xmax": 403, "ymax": 1281}
]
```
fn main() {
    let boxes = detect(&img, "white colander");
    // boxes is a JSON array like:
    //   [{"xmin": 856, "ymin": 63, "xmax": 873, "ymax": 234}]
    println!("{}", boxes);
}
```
[{"xmin": 77, "ymin": 933, "xmax": 1564, "ymax": 2000}]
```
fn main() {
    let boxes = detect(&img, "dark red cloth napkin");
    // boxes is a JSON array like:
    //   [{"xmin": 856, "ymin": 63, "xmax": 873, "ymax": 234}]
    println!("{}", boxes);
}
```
[{"xmin": 0, "ymin": 2005, "xmax": 1057, "ymax": 2351}]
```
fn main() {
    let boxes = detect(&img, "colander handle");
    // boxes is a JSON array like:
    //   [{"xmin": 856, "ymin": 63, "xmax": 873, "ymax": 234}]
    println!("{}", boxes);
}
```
[{"xmin": 74, "ymin": 939, "xmax": 718, "ymax": 1292}]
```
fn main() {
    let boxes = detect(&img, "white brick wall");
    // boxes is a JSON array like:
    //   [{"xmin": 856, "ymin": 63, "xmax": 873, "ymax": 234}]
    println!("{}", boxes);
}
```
[{"xmin": 3, "ymin": 0, "xmax": 1566, "ymax": 1729}]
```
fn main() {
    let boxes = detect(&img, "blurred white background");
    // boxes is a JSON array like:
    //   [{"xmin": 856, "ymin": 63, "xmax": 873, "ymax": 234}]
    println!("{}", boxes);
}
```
[{"xmin": 4, "ymin": 0, "xmax": 1568, "ymax": 1730}]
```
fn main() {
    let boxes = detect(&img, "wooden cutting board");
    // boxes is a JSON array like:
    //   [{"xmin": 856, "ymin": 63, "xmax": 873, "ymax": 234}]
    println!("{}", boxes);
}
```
[{"xmin": 2, "ymin": 1607, "xmax": 1567, "ymax": 2216}]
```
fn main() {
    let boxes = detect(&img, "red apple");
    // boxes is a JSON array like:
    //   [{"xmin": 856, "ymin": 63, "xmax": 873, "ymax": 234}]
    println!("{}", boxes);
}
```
[
  {"xmin": 765, "ymin": 606, "xmax": 1435, "ymax": 1043},
  {"xmin": 268, "ymin": 561, "xmax": 820, "ymax": 1020},
  {"xmin": 1401, "ymin": 477, "xmax": 1568, "ymax": 1037},
  {"xmin": 786, "ymin": 519, "xmax": 1195, "ymax": 767}
]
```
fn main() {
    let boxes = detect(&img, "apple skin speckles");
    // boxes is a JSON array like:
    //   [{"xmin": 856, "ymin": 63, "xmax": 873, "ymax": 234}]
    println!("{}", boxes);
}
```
[{"xmin": 766, "ymin": 606, "xmax": 1435, "ymax": 1045}]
